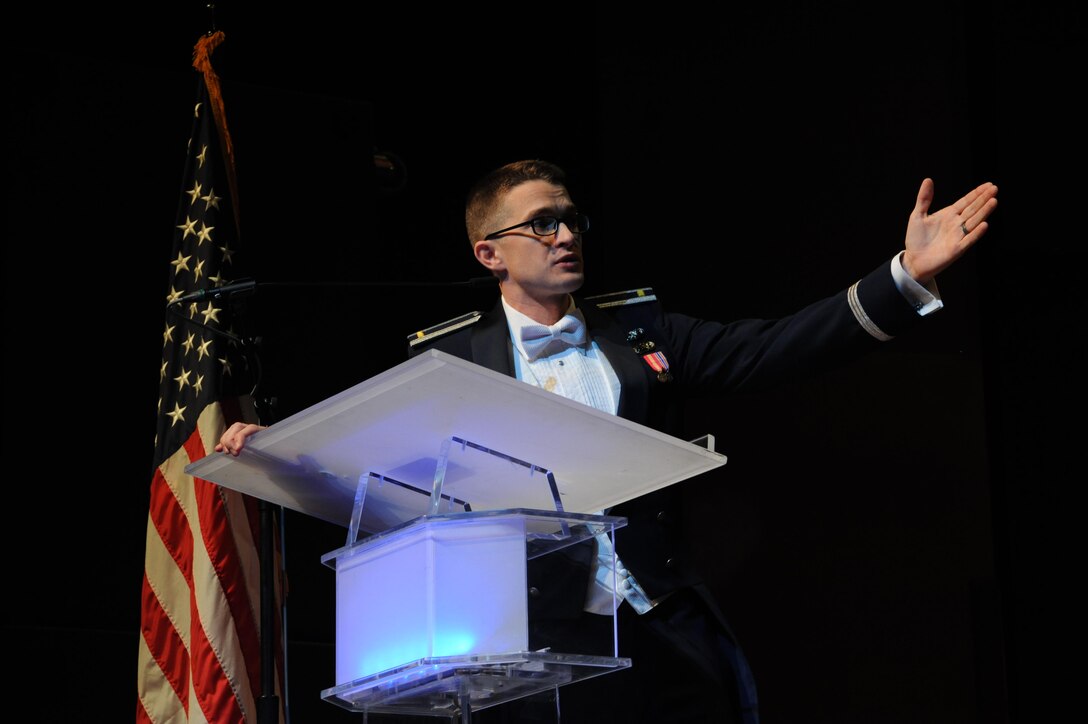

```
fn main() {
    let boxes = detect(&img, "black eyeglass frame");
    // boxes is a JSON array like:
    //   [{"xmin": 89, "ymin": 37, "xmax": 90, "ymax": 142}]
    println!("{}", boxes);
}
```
[{"xmin": 482, "ymin": 213, "xmax": 590, "ymax": 240}]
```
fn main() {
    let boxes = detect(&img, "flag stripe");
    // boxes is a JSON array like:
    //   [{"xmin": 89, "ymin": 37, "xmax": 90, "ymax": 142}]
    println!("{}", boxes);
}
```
[
  {"xmin": 187, "ymin": 429, "xmax": 261, "ymax": 719},
  {"xmin": 148, "ymin": 466, "xmax": 196, "ymax": 589},
  {"xmin": 140, "ymin": 529, "xmax": 191, "ymax": 704},
  {"xmin": 199, "ymin": 398, "xmax": 288, "ymax": 712},
  {"xmin": 163, "ymin": 419, "xmax": 254, "ymax": 722},
  {"xmin": 142, "ymin": 468, "xmax": 195, "ymax": 721},
  {"xmin": 137, "ymin": 627, "xmax": 187, "ymax": 723},
  {"xmin": 138, "ymin": 567, "xmax": 189, "ymax": 718}
]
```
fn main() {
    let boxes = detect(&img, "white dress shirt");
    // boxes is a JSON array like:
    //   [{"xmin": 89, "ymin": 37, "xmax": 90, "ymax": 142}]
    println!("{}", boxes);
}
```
[{"xmin": 502, "ymin": 297, "xmax": 657, "ymax": 615}]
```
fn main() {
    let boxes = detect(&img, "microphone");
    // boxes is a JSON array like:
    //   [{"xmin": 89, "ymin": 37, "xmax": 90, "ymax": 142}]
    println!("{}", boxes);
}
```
[{"xmin": 169, "ymin": 279, "xmax": 257, "ymax": 306}]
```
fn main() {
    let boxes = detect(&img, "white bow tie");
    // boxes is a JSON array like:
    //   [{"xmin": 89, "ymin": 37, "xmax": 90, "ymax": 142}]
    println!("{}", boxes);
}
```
[{"xmin": 519, "ymin": 313, "xmax": 587, "ymax": 361}]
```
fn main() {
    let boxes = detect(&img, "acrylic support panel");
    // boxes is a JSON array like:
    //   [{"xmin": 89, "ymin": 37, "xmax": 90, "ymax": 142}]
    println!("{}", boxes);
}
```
[{"xmin": 319, "ymin": 509, "xmax": 629, "ymax": 718}]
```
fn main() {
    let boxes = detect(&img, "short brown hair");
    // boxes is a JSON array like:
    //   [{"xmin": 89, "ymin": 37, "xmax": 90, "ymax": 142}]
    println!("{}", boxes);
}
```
[{"xmin": 464, "ymin": 160, "xmax": 567, "ymax": 245}]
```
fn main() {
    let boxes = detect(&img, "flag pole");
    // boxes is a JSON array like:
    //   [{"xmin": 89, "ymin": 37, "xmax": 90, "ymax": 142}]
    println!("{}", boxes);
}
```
[{"xmin": 192, "ymin": 29, "xmax": 284, "ymax": 724}]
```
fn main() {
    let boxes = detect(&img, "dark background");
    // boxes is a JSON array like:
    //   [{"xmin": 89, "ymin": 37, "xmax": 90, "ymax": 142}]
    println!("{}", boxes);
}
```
[{"xmin": 5, "ymin": 2, "xmax": 1082, "ymax": 722}]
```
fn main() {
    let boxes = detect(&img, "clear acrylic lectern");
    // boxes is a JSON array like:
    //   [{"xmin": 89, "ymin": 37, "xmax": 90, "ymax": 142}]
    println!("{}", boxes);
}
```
[{"xmin": 186, "ymin": 349, "xmax": 727, "ymax": 720}]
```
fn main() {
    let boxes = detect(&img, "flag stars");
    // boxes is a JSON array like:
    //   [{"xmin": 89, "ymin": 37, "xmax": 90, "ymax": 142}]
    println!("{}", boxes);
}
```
[
  {"xmin": 224, "ymin": 324, "xmax": 243, "ymax": 345},
  {"xmin": 197, "ymin": 144, "xmax": 208, "ymax": 168},
  {"xmin": 166, "ymin": 401, "xmax": 187, "ymax": 427},
  {"xmin": 192, "ymin": 258, "xmax": 206, "ymax": 284},
  {"xmin": 186, "ymin": 181, "xmax": 203, "ymax": 206},
  {"xmin": 219, "ymin": 356, "xmax": 234, "ymax": 377},
  {"xmin": 160, "ymin": 359, "xmax": 169, "ymax": 382},
  {"xmin": 196, "ymin": 223, "xmax": 215, "ymax": 246},
  {"xmin": 200, "ymin": 302, "xmax": 222, "ymax": 325},
  {"xmin": 174, "ymin": 366, "xmax": 192, "ymax": 391},
  {"xmin": 163, "ymin": 323, "xmax": 176, "ymax": 347},
  {"xmin": 182, "ymin": 332, "xmax": 196, "ymax": 355},
  {"xmin": 171, "ymin": 252, "xmax": 192, "ymax": 276},
  {"xmin": 202, "ymin": 188, "xmax": 222, "ymax": 210},
  {"xmin": 193, "ymin": 101, "xmax": 202, "ymax": 118},
  {"xmin": 219, "ymin": 243, "xmax": 236, "ymax": 265},
  {"xmin": 197, "ymin": 337, "xmax": 213, "ymax": 360},
  {"xmin": 193, "ymin": 373, "xmax": 206, "ymax": 396},
  {"xmin": 177, "ymin": 217, "xmax": 198, "ymax": 239}
]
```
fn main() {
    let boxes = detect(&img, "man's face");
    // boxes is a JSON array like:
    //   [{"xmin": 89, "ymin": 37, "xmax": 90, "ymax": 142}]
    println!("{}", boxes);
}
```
[{"xmin": 473, "ymin": 180, "xmax": 585, "ymax": 309}]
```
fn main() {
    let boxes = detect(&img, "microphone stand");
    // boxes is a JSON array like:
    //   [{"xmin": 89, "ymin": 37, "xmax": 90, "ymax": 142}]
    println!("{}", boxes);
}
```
[
  {"xmin": 166, "ymin": 274, "xmax": 498, "ymax": 724},
  {"xmin": 258, "ymin": 493, "xmax": 280, "ymax": 724},
  {"xmin": 248, "ymin": 342, "xmax": 282, "ymax": 724}
]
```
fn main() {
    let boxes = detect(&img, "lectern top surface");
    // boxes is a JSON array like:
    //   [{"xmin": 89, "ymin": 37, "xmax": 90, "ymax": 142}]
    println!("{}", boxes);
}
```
[{"xmin": 185, "ymin": 349, "xmax": 726, "ymax": 532}]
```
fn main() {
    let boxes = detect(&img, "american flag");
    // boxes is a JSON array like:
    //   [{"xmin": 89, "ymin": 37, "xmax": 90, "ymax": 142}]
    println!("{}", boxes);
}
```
[{"xmin": 137, "ymin": 32, "xmax": 285, "ymax": 723}]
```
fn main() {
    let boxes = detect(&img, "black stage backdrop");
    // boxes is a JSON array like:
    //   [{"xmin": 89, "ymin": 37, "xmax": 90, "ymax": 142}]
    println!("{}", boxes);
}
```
[{"xmin": 6, "ymin": 2, "xmax": 1081, "ymax": 722}]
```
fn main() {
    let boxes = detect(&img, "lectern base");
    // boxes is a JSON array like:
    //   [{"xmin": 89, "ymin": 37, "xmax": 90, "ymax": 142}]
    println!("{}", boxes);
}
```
[{"xmin": 321, "ymin": 650, "xmax": 631, "ymax": 719}]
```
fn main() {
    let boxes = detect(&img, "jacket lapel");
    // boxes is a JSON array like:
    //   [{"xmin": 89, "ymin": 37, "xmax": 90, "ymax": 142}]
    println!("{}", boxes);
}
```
[
  {"xmin": 581, "ymin": 300, "xmax": 649, "ymax": 424},
  {"xmin": 470, "ymin": 298, "xmax": 516, "ymax": 376}
]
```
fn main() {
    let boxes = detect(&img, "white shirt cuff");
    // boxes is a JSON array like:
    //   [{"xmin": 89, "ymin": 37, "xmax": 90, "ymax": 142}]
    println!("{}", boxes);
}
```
[{"xmin": 891, "ymin": 252, "xmax": 943, "ymax": 316}]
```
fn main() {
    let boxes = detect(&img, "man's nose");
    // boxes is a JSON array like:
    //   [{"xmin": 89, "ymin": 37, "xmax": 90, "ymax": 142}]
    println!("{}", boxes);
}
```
[{"xmin": 551, "ymin": 222, "xmax": 580, "ymax": 246}]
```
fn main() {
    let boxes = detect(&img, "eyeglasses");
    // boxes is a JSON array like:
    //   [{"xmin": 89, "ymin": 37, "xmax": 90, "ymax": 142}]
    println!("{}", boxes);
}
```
[{"xmin": 483, "ymin": 213, "xmax": 590, "ymax": 240}]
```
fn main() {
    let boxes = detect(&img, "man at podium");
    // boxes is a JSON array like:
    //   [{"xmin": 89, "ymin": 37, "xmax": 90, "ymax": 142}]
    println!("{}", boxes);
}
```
[{"xmin": 217, "ymin": 159, "xmax": 997, "ymax": 723}]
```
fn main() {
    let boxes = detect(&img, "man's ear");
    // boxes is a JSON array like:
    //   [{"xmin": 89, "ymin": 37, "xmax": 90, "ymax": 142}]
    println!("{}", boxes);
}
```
[{"xmin": 473, "ymin": 239, "xmax": 505, "ymax": 272}]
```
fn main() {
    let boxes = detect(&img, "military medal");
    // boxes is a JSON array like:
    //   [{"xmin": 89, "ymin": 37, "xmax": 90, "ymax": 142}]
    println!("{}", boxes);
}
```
[{"xmin": 627, "ymin": 328, "xmax": 673, "ymax": 382}]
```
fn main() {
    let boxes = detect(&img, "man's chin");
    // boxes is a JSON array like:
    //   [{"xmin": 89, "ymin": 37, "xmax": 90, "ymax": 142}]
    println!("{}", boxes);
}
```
[{"xmin": 560, "ymin": 272, "xmax": 585, "ymax": 293}]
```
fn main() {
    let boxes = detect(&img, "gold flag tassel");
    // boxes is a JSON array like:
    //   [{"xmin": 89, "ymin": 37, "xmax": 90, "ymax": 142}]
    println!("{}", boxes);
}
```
[{"xmin": 192, "ymin": 31, "xmax": 241, "ymax": 238}]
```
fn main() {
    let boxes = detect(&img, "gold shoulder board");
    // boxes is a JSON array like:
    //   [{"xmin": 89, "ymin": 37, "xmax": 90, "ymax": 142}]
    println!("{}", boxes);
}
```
[
  {"xmin": 407, "ymin": 311, "xmax": 483, "ymax": 349},
  {"xmin": 584, "ymin": 287, "xmax": 657, "ymax": 309}
]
